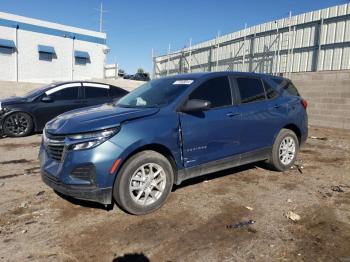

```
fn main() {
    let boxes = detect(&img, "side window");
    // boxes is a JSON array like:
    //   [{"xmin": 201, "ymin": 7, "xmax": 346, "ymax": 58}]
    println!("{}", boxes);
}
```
[
  {"xmin": 49, "ymin": 87, "xmax": 79, "ymax": 100},
  {"xmin": 236, "ymin": 77, "xmax": 266, "ymax": 104},
  {"xmin": 85, "ymin": 86, "xmax": 109, "ymax": 99},
  {"xmin": 189, "ymin": 76, "xmax": 232, "ymax": 108},
  {"xmin": 109, "ymin": 86, "xmax": 128, "ymax": 98},
  {"xmin": 271, "ymin": 78, "xmax": 300, "ymax": 96},
  {"xmin": 284, "ymin": 81, "xmax": 300, "ymax": 96},
  {"xmin": 263, "ymin": 80, "xmax": 279, "ymax": 99},
  {"xmin": 39, "ymin": 52, "xmax": 53, "ymax": 61}
]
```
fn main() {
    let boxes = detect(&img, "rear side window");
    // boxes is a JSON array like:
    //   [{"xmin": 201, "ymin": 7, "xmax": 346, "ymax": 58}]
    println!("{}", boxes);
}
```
[
  {"xmin": 85, "ymin": 86, "xmax": 109, "ymax": 99},
  {"xmin": 263, "ymin": 80, "xmax": 279, "ymax": 99},
  {"xmin": 109, "ymin": 86, "xmax": 128, "ymax": 98},
  {"xmin": 271, "ymin": 78, "xmax": 300, "ymax": 96},
  {"xmin": 236, "ymin": 77, "xmax": 265, "ymax": 103},
  {"xmin": 49, "ymin": 87, "xmax": 79, "ymax": 100},
  {"xmin": 189, "ymin": 76, "xmax": 232, "ymax": 108}
]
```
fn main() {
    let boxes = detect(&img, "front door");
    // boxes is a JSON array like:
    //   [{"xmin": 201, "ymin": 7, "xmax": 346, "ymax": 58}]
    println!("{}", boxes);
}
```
[
  {"xmin": 35, "ymin": 83, "xmax": 83, "ymax": 130},
  {"xmin": 179, "ymin": 76, "xmax": 242, "ymax": 168}
]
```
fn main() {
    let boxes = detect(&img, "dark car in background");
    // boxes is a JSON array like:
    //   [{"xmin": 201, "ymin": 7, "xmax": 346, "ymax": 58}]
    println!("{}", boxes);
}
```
[
  {"xmin": 0, "ymin": 81, "xmax": 128, "ymax": 137},
  {"xmin": 131, "ymin": 73, "xmax": 150, "ymax": 81}
]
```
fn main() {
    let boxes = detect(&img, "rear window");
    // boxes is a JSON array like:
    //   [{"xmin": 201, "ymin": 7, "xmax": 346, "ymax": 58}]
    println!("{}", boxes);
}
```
[
  {"xmin": 271, "ymin": 78, "xmax": 300, "ymax": 96},
  {"xmin": 236, "ymin": 77, "xmax": 266, "ymax": 103},
  {"xmin": 263, "ymin": 80, "xmax": 279, "ymax": 99},
  {"xmin": 85, "ymin": 86, "xmax": 109, "ymax": 99}
]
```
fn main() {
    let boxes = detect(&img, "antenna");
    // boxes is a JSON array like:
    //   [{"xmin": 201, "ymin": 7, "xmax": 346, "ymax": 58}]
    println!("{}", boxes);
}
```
[{"xmin": 99, "ymin": 2, "xmax": 107, "ymax": 32}]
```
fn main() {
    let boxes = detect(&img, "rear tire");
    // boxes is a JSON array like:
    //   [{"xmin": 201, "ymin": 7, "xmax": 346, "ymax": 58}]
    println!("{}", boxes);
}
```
[
  {"xmin": 268, "ymin": 128, "xmax": 299, "ymax": 171},
  {"xmin": 113, "ymin": 150, "xmax": 174, "ymax": 215},
  {"xmin": 3, "ymin": 112, "xmax": 33, "ymax": 137}
]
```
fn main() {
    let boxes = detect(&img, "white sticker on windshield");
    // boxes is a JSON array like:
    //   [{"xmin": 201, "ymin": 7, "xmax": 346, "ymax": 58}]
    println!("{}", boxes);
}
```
[
  {"xmin": 173, "ymin": 80, "xmax": 194, "ymax": 85},
  {"xmin": 136, "ymin": 97, "xmax": 147, "ymax": 106}
]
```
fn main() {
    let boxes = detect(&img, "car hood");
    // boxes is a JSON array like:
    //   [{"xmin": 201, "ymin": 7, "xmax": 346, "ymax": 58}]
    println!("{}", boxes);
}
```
[
  {"xmin": 46, "ymin": 104, "xmax": 160, "ymax": 135},
  {"xmin": 0, "ymin": 96, "xmax": 27, "ymax": 106}
]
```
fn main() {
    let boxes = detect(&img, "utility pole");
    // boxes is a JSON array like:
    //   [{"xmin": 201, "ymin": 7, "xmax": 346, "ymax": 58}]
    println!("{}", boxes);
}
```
[
  {"xmin": 167, "ymin": 44, "xmax": 171, "ymax": 76},
  {"xmin": 216, "ymin": 31, "xmax": 220, "ymax": 71},
  {"xmin": 188, "ymin": 38, "xmax": 192, "ymax": 73}
]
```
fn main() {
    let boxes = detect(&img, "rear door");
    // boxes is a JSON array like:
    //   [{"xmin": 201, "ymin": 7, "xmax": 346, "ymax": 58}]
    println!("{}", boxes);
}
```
[
  {"xmin": 35, "ymin": 83, "xmax": 83, "ymax": 130},
  {"xmin": 82, "ymin": 83, "xmax": 112, "ymax": 107},
  {"xmin": 179, "ymin": 76, "xmax": 242, "ymax": 168},
  {"xmin": 232, "ymin": 76, "xmax": 286, "ymax": 152}
]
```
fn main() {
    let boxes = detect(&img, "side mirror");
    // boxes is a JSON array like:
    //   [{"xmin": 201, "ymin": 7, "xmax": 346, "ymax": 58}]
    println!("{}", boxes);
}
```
[
  {"xmin": 181, "ymin": 99, "xmax": 211, "ymax": 112},
  {"xmin": 41, "ymin": 96, "xmax": 54, "ymax": 103}
]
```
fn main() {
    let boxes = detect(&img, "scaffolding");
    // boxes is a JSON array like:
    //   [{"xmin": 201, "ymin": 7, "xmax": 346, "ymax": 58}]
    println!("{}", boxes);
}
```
[{"xmin": 153, "ymin": 3, "xmax": 350, "ymax": 78}]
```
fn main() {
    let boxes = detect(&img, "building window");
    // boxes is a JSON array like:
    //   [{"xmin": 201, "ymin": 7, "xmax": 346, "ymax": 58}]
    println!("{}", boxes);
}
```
[
  {"xmin": 74, "ymin": 50, "xmax": 90, "ymax": 65},
  {"xmin": 0, "ymin": 39, "xmax": 16, "ymax": 55},
  {"xmin": 38, "ymin": 45, "xmax": 56, "ymax": 61}
]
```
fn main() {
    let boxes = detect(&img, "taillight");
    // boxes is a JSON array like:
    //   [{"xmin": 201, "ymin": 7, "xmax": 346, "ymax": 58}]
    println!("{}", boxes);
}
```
[{"xmin": 301, "ymin": 98, "xmax": 308, "ymax": 109}]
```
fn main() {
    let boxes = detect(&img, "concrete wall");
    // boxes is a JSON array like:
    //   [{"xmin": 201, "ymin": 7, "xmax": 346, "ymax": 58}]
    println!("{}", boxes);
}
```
[
  {"xmin": 0, "ymin": 11, "xmax": 106, "ymax": 83},
  {"xmin": 290, "ymin": 70, "xmax": 350, "ymax": 129},
  {"xmin": 1, "ymin": 71, "xmax": 349, "ymax": 130}
]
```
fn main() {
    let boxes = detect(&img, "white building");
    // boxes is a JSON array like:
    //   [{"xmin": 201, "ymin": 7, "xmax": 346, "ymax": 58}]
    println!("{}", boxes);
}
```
[{"xmin": 0, "ymin": 11, "xmax": 108, "ymax": 83}]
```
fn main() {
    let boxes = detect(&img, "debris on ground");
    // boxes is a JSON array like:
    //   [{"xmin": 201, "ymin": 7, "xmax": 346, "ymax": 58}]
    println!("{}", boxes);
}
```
[
  {"xmin": 245, "ymin": 206, "xmax": 254, "ymax": 211},
  {"xmin": 285, "ymin": 211, "xmax": 301, "ymax": 222},
  {"xmin": 287, "ymin": 199, "xmax": 293, "ymax": 203},
  {"xmin": 309, "ymin": 136, "xmax": 328, "ymax": 141},
  {"xmin": 227, "ymin": 220, "xmax": 255, "ymax": 229},
  {"xmin": 19, "ymin": 202, "xmax": 29, "ymax": 208},
  {"xmin": 291, "ymin": 164, "xmax": 304, "ymax": 174},
  {"xmin": 331, "ymin": 185, "xmax": 345, "ymax": 193},
  {"xmin": 24, "ymin": 221, "xmax": 37, "ymax": 225},
  {"xmin": 36, "ymin": 191, "xmax": 45, "ymax": 196},
  {"xmin": 21, "ymin": 229, "xmax": 27, "ymax": 234},
  {"xmin": 0, "ymin": 182, "xmax": 4, "ymax": 187}
]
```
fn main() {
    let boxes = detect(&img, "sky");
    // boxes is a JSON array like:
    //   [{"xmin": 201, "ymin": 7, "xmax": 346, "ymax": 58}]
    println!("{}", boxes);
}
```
[{"xmin": 0, "ymin": 0, "xmax": 348, "ymax": 74}]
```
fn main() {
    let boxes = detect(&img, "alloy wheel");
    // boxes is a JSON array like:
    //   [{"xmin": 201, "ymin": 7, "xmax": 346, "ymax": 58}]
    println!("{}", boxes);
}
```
[
  {"xmin": 129, "ymin": 163, "xmax": 167, "ymax": 206},
  {"xmin": 278, "ymin": 136, "xmax": 296, "ymax": 165}
]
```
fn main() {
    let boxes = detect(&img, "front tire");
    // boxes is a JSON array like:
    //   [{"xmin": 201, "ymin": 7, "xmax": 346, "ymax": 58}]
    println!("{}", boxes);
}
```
[
  {"xmin": 3, "ymin": 112, "xmax": 33, "ymax": 137},
  {"xmin": 269, "ymin": 129, "xmax": 299, "ymax": 171},
  {"xmin": 113, "ymin": 150, "xmax": 174, "ymax": 215}
]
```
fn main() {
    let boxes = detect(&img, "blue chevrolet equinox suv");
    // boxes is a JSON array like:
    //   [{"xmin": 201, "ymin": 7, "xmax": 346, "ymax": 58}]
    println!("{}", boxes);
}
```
[{"xmin": 40, "ymin": 72, "xmax": 308, "ymax": 215}]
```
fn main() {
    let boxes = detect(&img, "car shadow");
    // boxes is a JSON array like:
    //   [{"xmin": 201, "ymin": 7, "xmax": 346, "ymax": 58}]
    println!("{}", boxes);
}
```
[
  {"xmin": 54, "ymin": 190, "xmax": 113, "ymax": 211},
  {"xmin": 53, "ymin": 161, "xmax": 272, "ymax": 211},
  {"xmin": 172, "ymin": 161, "xmax": 271, "ymax": 191}
]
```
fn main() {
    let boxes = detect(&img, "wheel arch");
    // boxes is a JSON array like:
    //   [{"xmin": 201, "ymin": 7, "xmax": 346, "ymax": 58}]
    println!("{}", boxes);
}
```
[
  {"xmin": 114, "ymin": 143, "xmax": 178, "ymax": 185},
  {"xmin": 283, "ymin": 123, "xmax": 301, "ymax": 145}
]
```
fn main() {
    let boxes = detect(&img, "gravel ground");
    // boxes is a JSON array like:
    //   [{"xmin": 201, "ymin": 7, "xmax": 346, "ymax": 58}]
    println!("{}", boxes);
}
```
[{"xmin": 0, "ymin": 127, "xmax": 349, "ymax": 262}]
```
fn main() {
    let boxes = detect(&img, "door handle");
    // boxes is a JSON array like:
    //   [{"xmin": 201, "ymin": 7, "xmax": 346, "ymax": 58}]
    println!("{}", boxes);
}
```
[
  {"xmin": 226, "ymin": 112, "xmax": 241, "ymax": 117},
  {"xmin": 273, "ymin": 104, "xmax": 281, "ymax": 109}
]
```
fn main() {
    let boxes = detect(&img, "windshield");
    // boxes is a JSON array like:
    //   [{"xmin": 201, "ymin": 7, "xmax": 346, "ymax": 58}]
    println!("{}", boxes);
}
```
[
  {"xmin": 117, "ymin": 78, "xmax": 194, "ymax": 108},
  {"xmin": 23, "ymin": 84, "xmax": 55, "ymax": 98}
]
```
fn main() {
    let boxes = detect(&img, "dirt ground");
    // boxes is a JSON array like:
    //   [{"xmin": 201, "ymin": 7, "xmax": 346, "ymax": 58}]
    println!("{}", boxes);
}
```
[{"xmin": 0, "ymin": 127, "xmax": 350, "ymax": 262}]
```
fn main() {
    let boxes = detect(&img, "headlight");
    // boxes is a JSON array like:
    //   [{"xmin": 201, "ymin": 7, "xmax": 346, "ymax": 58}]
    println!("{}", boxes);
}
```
[{"xmin": 68, "ymin": 126, "xmax": 120, "ymax": 151}]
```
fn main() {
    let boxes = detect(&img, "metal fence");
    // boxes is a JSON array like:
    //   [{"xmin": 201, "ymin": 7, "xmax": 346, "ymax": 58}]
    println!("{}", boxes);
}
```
[{"xmin": 153, "ymin": 3, "xmax": 350, "ymax": 78}]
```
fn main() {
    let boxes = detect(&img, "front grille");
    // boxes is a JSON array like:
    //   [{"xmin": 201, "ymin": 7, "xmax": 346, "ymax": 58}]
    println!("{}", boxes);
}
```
[
  {"xmin": 47, "ymin": 144, "xmax": 65, "ymax": 162},
  {"xmin": 45, "ymin": 131, "xmax": 66, "ymax": 162}
]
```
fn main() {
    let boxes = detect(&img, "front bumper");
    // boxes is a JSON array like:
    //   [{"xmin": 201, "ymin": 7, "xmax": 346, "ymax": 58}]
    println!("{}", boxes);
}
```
[
  {"xmin": 39, "ymin": 137, "xmax": 125, "ymax": 205},
  {"xmin": 41, "ymin": 170, "xmax": 112, "ymax": 205}
]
